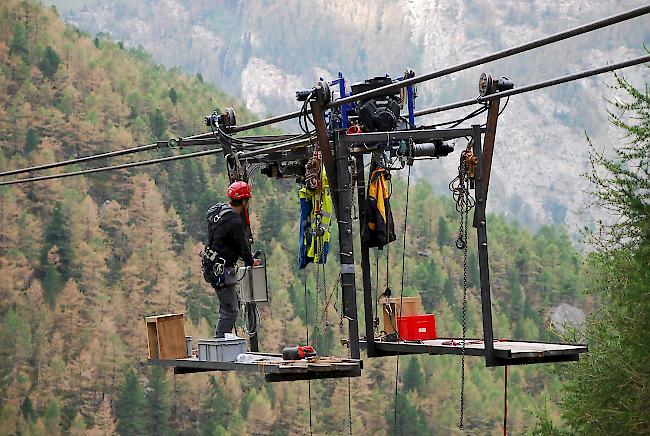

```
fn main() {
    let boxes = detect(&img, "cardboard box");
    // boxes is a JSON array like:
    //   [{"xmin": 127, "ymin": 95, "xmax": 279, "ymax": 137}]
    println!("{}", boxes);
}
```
[{"xmin": 380, "ymin": 296, "xmax": 422, "ymax": 334}]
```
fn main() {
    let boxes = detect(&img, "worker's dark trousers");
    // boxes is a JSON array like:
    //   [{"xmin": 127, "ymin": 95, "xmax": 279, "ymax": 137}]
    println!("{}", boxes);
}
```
[{"xmin": 214, "ymin": 284, "xmax": 239, "ymax": 338}]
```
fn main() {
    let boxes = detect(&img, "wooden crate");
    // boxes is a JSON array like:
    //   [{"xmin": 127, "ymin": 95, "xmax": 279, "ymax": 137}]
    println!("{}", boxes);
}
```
[
  {"xmin": 380, "ymin": 296, "xmax": 422, "ymax": 334},
  {"xmin": 146, "ymin": 314, "xmax": 187, "ymax": 359}
]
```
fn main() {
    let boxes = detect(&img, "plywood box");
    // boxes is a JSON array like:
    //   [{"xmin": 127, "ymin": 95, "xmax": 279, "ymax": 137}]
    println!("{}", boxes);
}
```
[
  {"xmin": 146, "ymin": 314, "xmax": 187, "ymax": 359},
  {"xmin": 380, "ymin": 296, "xmax": 422, "ymax": 334}
]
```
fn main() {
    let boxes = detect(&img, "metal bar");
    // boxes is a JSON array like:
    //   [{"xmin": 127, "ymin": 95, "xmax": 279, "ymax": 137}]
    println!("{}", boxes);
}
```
[
  {"xmin": 232, "ymin": 109, "xmax": 306, "ymax": 133},
  {"xmin": 472, "ymin": 124, "xmax": 497, "ymax": 367},
  {"xmin": 361, "ymin": 342, "xmax": 583, "ymax": 366},
  {"xmin": 481, "ymin": 99, "xmax": 501, "ymax": 200},
  {"xmin": 407, "ymin": 84, "xmax": 416, "ymax": 127},
  {"xmin": 310, "ymin": 101, "xmax": 340, "ymax": 217},
  {"xmin": 344, "ymin": 128, "xmax": 479, "ymax": 145},
  {"xmin": 339, "ymin": 72, "xmax": 349, "ymax": 128},
  {"xmin": 333, "ymin": 130, "xmax": 361, "ymax": 360},
  {"xmin": 327, "ymin": 5, "xmax": 650, "ymax": 109},
  {"xmin": 355, "ymin": 156, "xmax": 376, "ymax": 357},
  {"xmin": 415, "ymin": 54, "xmax": 650, "ymax": 117},
  {"xmin": 265, "ymin": 366, "xmax": 361, "ymax": 382}
]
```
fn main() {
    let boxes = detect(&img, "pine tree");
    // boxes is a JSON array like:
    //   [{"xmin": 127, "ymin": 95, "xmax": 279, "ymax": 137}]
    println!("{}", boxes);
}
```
[
  {"xmin": 437, "ymin": 216, "xmax": 451, "ymax": 246},
  {"xmin": 168, "ymin": 87, "xmax": 178, "ymax": 105},
  {"xmin": 38, "ymin": 46, "xmax": 61, "ymax": 80},
  {"xmin": 145, "ymin": 366, "xmax": 172, "ymax": 436},
  {"xmin": 149, "ymin": 108, "xmax": 168, "ymax": 141},
  {"xmin": 10, "ymin": 22, "xmax": 28, "ymax": 60},
  {"xmin": 24, "ymin": 128, "xmax": 40, "ymax": 154},
  {"xmin": 116, "ymin": 370, "xmax": 146, "ymax": 436},
  {"xmin": 402, "ymin": 356, "xmax": 424, "ymax": 394},
  {"xmin": 42, "ymin": 399, "xmax": 61, "ymax": 435},
  {"xmin": 385, "ymin": 391, "xmax": 430, "ymax": 435},
  {"xmin": 201, "ymin": 376, "xmax": 230, "ymax": 435},
  {"xmin": 559, "ymin": 76, "xmax": 650, "ymax": 434},
  {"xmin": 88, "ymin": 398, "xmax": 117, "ymax": 435}
]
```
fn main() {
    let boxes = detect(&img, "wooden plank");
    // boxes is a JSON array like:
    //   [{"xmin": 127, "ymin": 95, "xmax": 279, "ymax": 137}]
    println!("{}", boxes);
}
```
[
  {"xmin": 156, "ymin": 315, "xmax": 187, "ymax": 359},
  {"xmin": 146, "ymin": 321, "xmax": 159, "ymax": 359}
]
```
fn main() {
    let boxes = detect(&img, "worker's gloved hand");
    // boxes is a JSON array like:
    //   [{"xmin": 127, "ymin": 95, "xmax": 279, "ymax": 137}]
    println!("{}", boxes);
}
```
[{"xmin": 252, "ymin": 250, "xmax": 262, "ymax": 266}]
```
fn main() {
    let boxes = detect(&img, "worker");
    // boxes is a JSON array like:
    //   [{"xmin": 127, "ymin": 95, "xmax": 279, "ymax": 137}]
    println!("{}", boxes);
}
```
[{"xmin": 202, "ymin": 180, "xmax": 261, "ymax": 338}]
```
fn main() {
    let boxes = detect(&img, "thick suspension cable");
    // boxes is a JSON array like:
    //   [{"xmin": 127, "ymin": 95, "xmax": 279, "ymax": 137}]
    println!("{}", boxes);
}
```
[
  {"xmin": 0, "ymin": 133, "xmax": 301, "ymax": 178},
  {"xmin": 0, "ymin": 147, "xmax": 223, "ymax": 185},
  {"xmin": 225, "ymin": 5, "xmax": 649, "ymax": 134},
  {"xmin": 0, "ymin": 132, "xmax": 215, "ymax": 178},
  {"xmin": 3, "ymin": 51, "xmax": 647, "ymax": 186},
  {"xmin": 415, "ymin": 54, "xmax": 650, "ymax": 117},
  {"xmin": 0, "ymin": 136, "xmax": 312, "ymax": 186}
]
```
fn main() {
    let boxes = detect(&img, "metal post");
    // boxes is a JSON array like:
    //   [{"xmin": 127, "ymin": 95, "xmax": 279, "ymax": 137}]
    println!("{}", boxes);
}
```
[
  {"xmin": 472, "ymin": 124, "xmax": 497, "ymax": 366},
  {"xmin": 407, "ymin": 84, "xmax": 416, "ymax": 127},
  {"xmin": 355, "ymin": 156, "xmax": 376, "ymax": 357},
  {"xmin": 333, "ymin": 130, "xmax": 361, "ymax": 360},
  {"xmin": 249, "ymin": 316, "xmax": 259, "ymax": 352},
  {"xmin": 481, "ymin": 99, "xmax": 501, "ymax": 200},
  {"xmin": 310, "ymin": 101, "xmax": 339, "ymax": 216}
]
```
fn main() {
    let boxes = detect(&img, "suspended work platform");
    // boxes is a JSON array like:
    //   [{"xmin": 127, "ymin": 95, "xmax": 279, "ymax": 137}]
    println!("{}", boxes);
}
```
[
  {"xmin": 149, "ymin": 353, "xmax": 362, "ymax": 382},
  {"xmin": 360, "ymin": 338, "xmax": 587, "ymax": 366}
]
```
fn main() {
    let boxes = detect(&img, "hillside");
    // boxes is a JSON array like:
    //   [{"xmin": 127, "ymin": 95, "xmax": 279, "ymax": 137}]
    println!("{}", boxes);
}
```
[
  {"xmin": 0, "ymin": 1, "xmax": 589, "ymax": 434},
  {"xmin": 46, "ymin": 0, "xmax": 650, "ymax": 232}
]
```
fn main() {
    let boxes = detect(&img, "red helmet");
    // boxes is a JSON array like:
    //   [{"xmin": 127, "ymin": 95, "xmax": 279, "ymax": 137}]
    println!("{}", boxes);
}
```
[{"xmin": 227, "ymin": 180, "xmax": 252, "ymax": 200}]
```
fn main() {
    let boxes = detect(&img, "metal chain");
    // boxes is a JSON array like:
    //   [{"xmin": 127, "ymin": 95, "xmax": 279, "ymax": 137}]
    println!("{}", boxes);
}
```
[
  {"xmin": 348, "ymin": 337, "xmax": 353, "ymax": 436},
  {"xmin": 460, "ymin": 188, "xmax": 469, "ymax": 430},
  {"xmin": 450, "ymin": 147, "xmax": 473, "ymax": 430}
]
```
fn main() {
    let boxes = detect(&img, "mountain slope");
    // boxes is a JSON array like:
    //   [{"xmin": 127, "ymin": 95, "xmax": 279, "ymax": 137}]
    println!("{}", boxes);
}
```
[{"xmin": 1, "ymin": 1, "xmax": 591, "ymax": 434}]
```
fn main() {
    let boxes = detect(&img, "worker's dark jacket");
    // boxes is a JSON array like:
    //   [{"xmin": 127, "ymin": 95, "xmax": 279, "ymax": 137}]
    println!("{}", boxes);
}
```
[{"xmin": 206, "ymin": 203, "xmax": 254, "ymax": 267}]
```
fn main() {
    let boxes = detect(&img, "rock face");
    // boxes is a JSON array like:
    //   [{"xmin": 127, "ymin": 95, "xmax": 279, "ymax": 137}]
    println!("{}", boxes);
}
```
[
  {"xmin": 46, "ymin": 0, "xmax": 648, "ymax": 232},
  {"xmin": 550, "ymin": 303, "xmax": 586, "ymax": 335}
]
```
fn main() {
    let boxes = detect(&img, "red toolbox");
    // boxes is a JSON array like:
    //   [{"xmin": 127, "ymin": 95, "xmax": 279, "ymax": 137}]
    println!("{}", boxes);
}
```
[{"xmin": 397, "ymin": 314, "xmax": 437, "ymax": 341}]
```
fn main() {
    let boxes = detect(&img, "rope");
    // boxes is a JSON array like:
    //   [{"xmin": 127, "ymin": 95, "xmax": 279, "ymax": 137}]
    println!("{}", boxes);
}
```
[
  {"xmin": 304, "ymin": 270, "xmax": 313, "ymax": 436},
  {"xmin": 393, "ymin": 164, "xmax": 412, "ymax": 436},
  {"xmin": 504, "ymin": 366, "xmax": 508, "ymax": 436}
]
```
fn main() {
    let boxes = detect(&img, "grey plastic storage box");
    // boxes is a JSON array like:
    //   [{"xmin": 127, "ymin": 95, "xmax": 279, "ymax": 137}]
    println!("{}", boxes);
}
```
[{"xmin": 197, "ymin": 338, "xmax": 246, "ymax": 362}]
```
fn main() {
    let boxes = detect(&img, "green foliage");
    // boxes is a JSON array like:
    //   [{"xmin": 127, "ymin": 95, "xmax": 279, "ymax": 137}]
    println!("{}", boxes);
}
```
[
  {"xmin": 20, "ymin": 395, "xmax": 35, "ymax": 423},
  {"xmin": 149, "ymin": 108, "xmax": 168, "ymax": 141},
  {"xmin": 24, "ymin": 128, "xmax": 40, "ymax": 154},
  {"xmin": 38, "ymin": 46, "xmax": 62, "ymax": 80},
  {"xmin": 402, "ymin": 357, "xmax": 424, "ymax": 394},
  {"xmin": 168, "ymin": 87, "xmax": 178, "ymax": 105},
  {"xmin": 385, "ymin": 391, "xmax": 430, "ymax": 435},
  {"xmin": 10, "ymin": 22, "xmax": 28, "ymax": 60},
  {"xmin": 559, "ymin": 75, "xmax": 650, "ymax": 435},
  {"xmin": 201, "ymin": 376, "xmax": 230, "ymax": 435},
  {"xmin": 145, "ymin": 366, "xmax": 172, "ymax": 436},
  {"xmin": 116, "ymin": 370, "xmax": 147, "ymax": 436},
  {"xmin": 39, "ymin": 202, "xmax": 72, "ymax": 305},
  {"xmin": 42, "ymin": 399, "xmax": 61, "ymax": 433}
]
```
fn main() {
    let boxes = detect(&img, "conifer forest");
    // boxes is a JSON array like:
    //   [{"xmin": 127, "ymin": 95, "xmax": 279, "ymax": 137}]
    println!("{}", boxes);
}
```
[{"xmin": 0, "ymin": 1, "xmax": 648, "ymax": 435}]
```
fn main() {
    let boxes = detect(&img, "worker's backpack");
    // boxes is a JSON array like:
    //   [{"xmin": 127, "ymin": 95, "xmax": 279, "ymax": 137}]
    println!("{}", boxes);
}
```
[
  {"xmin": 205, "ymin": 203, "xmax": 234, "ymax": 249},
  {"xmin": 202, "ymin": 203, "xmax": 237, "ymax": 287}
]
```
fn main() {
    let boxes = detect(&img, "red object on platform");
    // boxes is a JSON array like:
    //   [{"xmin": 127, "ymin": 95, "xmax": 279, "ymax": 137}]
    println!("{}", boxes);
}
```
[{"xmin": 397, "ymin": 314, "xmax": 437, "ymax": 341}]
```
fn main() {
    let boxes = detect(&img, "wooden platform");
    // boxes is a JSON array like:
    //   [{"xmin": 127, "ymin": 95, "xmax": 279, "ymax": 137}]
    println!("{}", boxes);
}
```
[
  {"xmin": 149, "ymin": 353, "xmax": 362, "ymax": 382},
  {"xmin": 361, "ymin": 338, "xmax": 588, "ymax": 365}
]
